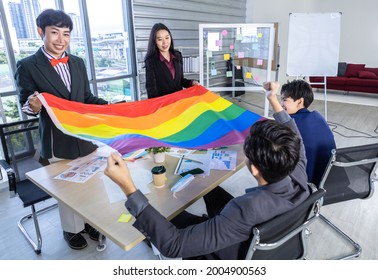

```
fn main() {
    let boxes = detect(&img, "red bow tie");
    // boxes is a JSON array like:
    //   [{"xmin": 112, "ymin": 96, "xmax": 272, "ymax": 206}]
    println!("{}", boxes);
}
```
[{"xmin": 50, "ymin": 56, "xmax": 69, "ymax": 67}]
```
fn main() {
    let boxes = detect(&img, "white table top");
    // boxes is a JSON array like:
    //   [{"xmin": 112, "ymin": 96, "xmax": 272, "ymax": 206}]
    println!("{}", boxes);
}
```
[{"xmin": 26, "ymin": 145, "xmax": 246, "ymax": 251}]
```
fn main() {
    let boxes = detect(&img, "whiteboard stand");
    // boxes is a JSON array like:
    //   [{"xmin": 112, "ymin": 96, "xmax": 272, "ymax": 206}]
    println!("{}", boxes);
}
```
[
  {"xmin": 275, "ymin": 44, "xmax": 280, "ymax": 81},
  {"xmin": 286, "ymin": 12, "xmax": 341, "ymax": 122},
  {"xmin": 324, "ymin": 78, "xmax": 327, "ymax": 121},
  {"xmin": 309, "ymin": 77, "xmax": 328, "ymax": 121}
]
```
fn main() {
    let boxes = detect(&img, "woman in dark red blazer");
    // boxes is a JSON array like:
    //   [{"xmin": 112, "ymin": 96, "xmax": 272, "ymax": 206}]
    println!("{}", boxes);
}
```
[{"xmin": 144, "ymin": 23, "xmax": 198, "ymax": 98}]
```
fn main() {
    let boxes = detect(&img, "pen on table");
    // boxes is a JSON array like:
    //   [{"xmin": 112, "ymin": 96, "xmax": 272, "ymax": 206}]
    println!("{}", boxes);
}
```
[
  {"xmin": 174, "ymin": 155, "xmax": 185, "ymax": 174},
  {"xmin": 174, "ymin": 155, "xmax": 204, "ymax": 175}
]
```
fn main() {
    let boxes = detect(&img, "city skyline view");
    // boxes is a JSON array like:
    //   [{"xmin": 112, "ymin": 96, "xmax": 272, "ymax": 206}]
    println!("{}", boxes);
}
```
[
  {"xmin": 3, "ymin": 0, "xmax": 124, "ymax": 38},
  {"xmin": 0, "ymin": 0, "xmax": 134, "ymax": 123}
]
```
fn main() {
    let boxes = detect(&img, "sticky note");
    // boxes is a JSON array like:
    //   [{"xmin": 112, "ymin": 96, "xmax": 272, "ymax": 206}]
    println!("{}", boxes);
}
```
[
  {"xmin": 257, "ymin": 33, "xmax": 262, "ymax": 38},
  {"xmin": 216, "ymin": 40, "xmax": 221, "ymax": 46},
  {"xmin": 238, "ymin": 52, "xmax": 245, "ymax": 58},
  {"xmin": 226, "ymin": 71, "xmax": 233, "ymax": 77},
  {"xmin": 230, "ymin": 44, "xmax": 234, "ymax": 50},
  {"xmin": 236, "ymin": 65, "xmax": 241, "ymax": 70},
  {"xmin": 224, "ymin": 53, "xmax": 230, "ymax": 61},
  {"xmin": 211, "ymin": 69, "xmax": 217, "ymax": 76},
  {"xmin": 206, "ymin": 51, "xmax": 213, "ymax": 58},
  {"xmin": 118, "ymin": 213, "xmax": 132, "ymax": 223},
  {"xmin": 236, "ymin": 34, "xmax": 243, "ymax": 40},
  {"xmin": 246, "ymin": 72, "xmax": 252, "ymax": 79},
  {"xmin": 222, "ymin": 29, "xmax": 228, "ymax": 36},
  {"xmin": 257, "ymin": 59, "xmax": 263, "ymax": 66}
]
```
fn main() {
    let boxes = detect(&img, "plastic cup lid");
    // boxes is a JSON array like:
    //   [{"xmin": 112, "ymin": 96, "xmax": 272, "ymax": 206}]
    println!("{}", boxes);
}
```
[{"xmin": 151, "ymin": 165, "xmax": 166, "ymax": 174}]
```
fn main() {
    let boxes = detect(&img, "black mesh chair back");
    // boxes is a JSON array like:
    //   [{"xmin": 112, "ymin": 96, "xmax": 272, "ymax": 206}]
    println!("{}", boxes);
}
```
[
  {"xmin": 320, "ymin": 143, "xmax": 378, "ymax": 206},
  {"xmin": 317, "ymin": 143, "xmax": 378, "ymax": 259},
  {"xmin": 245, "ymin": 187, "xmax": 325, "ymax": 260},
  {"xmin": 0, "ymin": 119, "xmax": 57, "ymax": 255}
]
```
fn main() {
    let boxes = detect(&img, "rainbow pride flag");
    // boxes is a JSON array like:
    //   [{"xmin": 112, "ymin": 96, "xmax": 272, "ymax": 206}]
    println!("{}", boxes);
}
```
[{"xmin": 38, "ymin": 85, "xmax": 263, "ymax": 155}]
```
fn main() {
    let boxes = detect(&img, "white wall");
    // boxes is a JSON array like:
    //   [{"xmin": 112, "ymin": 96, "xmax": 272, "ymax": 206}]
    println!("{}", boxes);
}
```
[{"xmin": 246, "ymin": 0, "xmax": 378, "ymax": 84}]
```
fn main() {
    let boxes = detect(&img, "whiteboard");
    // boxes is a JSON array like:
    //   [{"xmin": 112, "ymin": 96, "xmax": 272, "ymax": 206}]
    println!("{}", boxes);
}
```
[{"xmin": 287, "ymin": 13, "xmax": 341, "ymax": 77}]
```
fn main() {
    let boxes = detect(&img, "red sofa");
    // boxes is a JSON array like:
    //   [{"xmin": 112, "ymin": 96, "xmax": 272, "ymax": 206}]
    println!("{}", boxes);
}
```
[{"xmin": 309, "ymin": 63, "xmax": 378, "ymax": 94}]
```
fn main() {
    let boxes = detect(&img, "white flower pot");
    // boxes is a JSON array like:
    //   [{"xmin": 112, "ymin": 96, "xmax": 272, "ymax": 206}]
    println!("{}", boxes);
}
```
[{"xmin": 152, "ymin": 152, "xmax": 165, "ymax": 163}]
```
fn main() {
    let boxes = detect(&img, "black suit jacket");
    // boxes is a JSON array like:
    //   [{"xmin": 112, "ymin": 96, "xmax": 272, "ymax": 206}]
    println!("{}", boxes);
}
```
[
  {"xmin": 15, "ymin": 48, "xmax": 108, "ymax": 159},
  {"xmin": 145, "ymin": 50, "xmax": 194, "ymax": 98}
]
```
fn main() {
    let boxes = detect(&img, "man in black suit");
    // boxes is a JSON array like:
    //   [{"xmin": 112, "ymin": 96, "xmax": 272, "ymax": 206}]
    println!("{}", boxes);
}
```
[
  {"xmin": 104, "ymin": 82, "xmax": 310, "ymax": 259},
  {"xmin": 14, "ymin": 9, "xmax": 108, "ymax": 250}
]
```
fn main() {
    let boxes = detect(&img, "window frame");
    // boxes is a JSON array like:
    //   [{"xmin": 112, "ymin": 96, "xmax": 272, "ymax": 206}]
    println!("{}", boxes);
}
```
[{"xmin": 0, "ymin": 0, "xmax": 138, "ymax": 158}]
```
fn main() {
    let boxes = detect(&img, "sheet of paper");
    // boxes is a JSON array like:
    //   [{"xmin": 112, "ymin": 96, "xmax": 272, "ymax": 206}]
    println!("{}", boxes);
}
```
[
  {"xmin": 122, "ymin": 149, "xmax": 149, "ymax": 162},
  {"xmin": 208, "ymin": 150, "xmax": 237, "ymax": 171},
  {"xmin": 118, "ymin": 213, "xmax": 132, "ymax": 223},
  {"xmin": 68, "ymin": 145, "xmax": 116, "ymax": 167},
  {"xmin": 174, "ymin": 154, "xmax": 211, "ymax": 176},
  {"xmin": 101, "ymin": 159, "xmax": 152, "ymax": 204},
  {"xmin": 167, "ymin": 147, "xmax": 196, "ymax": 157},
  {"xmin": 55, "ymin": 156, "xmax": 107, "ymax": 183}
]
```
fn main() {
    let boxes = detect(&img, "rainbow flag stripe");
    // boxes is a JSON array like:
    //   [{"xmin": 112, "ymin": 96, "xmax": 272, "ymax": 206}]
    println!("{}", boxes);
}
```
[{"xmin": 38, "ymin": 85, "xmax": 263, "ymax": 155}]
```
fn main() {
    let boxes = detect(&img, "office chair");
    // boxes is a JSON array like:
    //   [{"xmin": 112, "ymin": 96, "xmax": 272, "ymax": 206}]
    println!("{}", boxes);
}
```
[
  {"xmin": 245, "ymin": 185, "xmax": 325, "ymax": 260},
  {"xmin": 318, "ymin": 143, "xmax": 378, "ymax": 259},
  {"xmin": 0, "ymin": 119, "xmax": 58, "ymax": 255}
]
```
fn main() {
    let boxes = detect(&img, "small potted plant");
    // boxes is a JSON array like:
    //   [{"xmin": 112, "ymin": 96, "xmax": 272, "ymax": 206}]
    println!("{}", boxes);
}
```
[{"xmin": 145, "ymin": 146, "xmax": 171, "ymax": 163}]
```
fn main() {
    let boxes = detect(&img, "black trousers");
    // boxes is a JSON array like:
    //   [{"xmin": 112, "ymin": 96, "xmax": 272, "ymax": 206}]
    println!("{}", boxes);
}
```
[{"xmin": 170, "ymin": 186, "xmax": 234, "ymax": 228}]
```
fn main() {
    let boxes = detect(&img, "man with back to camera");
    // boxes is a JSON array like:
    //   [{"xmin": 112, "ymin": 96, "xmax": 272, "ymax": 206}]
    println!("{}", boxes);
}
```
[
  {"xmin": 14, "ymin": 9, "xmax": 109, "ymax": 250},
  {"xmin": 104, "ymin": 81, "xmax": 310, "ymax": 259}
]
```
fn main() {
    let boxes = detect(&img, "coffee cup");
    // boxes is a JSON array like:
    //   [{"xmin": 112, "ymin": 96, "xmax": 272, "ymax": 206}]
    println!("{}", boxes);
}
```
[{"xmin": 151, "ymin": 165, "xmax": 166, "ymax": 187}]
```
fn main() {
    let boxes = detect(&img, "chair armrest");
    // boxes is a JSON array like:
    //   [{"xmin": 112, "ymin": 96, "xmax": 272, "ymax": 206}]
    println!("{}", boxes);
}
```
[
  {"xmin": 0, "ymin": 159, "xmax": 17, "ymax": 197},
  {"xmin": 0, "ymin": 159, "xmax": 11, "ymax": 170}
]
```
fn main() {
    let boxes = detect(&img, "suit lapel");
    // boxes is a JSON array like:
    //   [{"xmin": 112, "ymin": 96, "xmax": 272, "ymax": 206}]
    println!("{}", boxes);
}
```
[
  {"xmin": 158, "ymin": 56, "xmax": 177, "ymax": 86},
  {"xmin": 173, "ymin": 58, "xmax": 180, "ymax": 82},
  {"xmin": 35, "ymin": 49, "xmax": 71, "ymax": 99}
]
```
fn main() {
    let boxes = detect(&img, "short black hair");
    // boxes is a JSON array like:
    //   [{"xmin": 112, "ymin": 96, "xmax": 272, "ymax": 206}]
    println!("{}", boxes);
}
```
[
  {"xmin": 36, "ymin": 9, "xmax": 73, "ymax": 33},
  {"xmin": 243, "ymin": 119, "xmax": 300, "ymax": 184},
  {"xmin": 281, "ymin": 80, "xmax": 314, "ymax": 108}
]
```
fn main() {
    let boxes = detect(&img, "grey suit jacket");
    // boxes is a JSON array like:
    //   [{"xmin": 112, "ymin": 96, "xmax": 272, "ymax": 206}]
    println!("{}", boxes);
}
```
[
  {"xmin": 125, "ymin": 110, "xmax": 310, "ymax": 259},
  {"xmin": 15, "ymin": 48, "xmax": 108, "ymax": 159}
]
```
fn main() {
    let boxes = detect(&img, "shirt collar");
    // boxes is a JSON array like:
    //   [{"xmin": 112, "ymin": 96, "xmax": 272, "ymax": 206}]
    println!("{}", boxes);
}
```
[
  {"xmin": 291, "ymin": 108, "xmax": 310, "ymax": 115},
  {"xmin": 159, "ymin": 52, "xmax": 175, "ymax": 62}
]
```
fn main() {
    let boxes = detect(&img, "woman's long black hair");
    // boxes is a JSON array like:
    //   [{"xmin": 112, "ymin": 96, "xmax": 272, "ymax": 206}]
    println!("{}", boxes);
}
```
[{"xmin": 144, "ymin": 23, "xmax": 175, "ymax": 61}]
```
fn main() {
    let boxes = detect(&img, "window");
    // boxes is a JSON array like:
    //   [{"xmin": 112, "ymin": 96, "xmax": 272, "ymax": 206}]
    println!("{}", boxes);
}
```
[
  {"xmin": 0, "ymin": 0, "xmax": 136, "ymax": 123},
  {"xmin": 0, "ymin": 0, "xmax": 137, "ymax": 158}
]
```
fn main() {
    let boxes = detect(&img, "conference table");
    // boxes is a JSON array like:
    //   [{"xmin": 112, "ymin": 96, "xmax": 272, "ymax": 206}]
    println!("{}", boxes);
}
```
[{"xmin": 26, "ymin": 145, "xmax": 246, "ymax": 252}]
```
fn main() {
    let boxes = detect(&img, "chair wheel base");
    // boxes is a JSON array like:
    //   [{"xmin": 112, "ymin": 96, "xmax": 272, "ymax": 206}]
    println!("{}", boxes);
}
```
[{"xmin": 96, "ymin": 244, "xmax": 107, "ymax": 252}]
